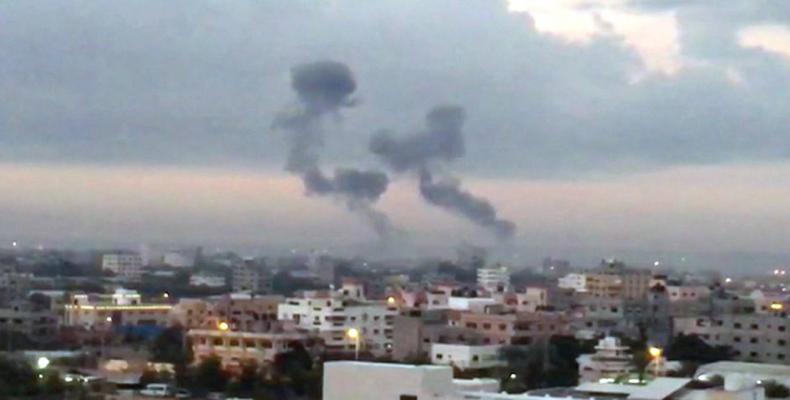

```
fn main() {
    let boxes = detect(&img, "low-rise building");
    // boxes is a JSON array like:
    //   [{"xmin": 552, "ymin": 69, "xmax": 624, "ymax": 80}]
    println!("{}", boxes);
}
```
[
  {"xmin": 430, "ymin": 343, "xmax": 503, "ymax": 370},
  {"xmin": 577, "ymin": 336, "xmax": 635, "ymax": 383},
  {"xmin": 63, "ymin": 288, "xmax": 172, "ymax": 329},
  {"xmin": 477, "ymin": 266, "xmax": 510, "ymax": 293},
  {"xmin": 170, "ymin": 293, "xmax": 283, "ymax": 332}
]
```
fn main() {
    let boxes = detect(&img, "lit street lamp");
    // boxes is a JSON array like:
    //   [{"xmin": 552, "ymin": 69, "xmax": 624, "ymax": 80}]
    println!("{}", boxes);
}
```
[
  {"xmin": 648, "ymin": 346, "xmax": 663, "ymax": 377},
  {"xmin": 347, "ymin": 328, "xmax": 360, "ymax": 360},
  {"xmin": 37, "ymin": 356, "xmax": 50, "ymax": 370}
]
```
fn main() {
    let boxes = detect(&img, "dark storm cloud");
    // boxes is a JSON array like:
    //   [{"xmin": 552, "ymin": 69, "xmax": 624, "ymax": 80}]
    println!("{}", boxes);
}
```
[{"xmin": 371, "ymin": 105, "xmax": 516, "ymax": 240}]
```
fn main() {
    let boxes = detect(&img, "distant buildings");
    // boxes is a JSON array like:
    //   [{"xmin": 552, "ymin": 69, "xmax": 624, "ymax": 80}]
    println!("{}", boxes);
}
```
[
  {"xmin": 101, "ymin": 253, "xmax": 143, "ymax": 281},
  {"xmin": 231, "ymin": 261, "xmax": 271, "ymax": 293},
  {"xmin": 477, "ymin": 265, "xmax": 509, "ymax": 293},
  {"xmin": 674, "ymin": 314, "xmax": 790, "ymax": 363},
  {"xmin": 189, "ymin": 274, "xmax": 226, "ymax": 288}
]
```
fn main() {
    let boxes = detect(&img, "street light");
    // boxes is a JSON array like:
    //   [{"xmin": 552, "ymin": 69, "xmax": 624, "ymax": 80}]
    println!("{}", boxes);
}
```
[
  {"xmin": 649, "ymin": 346, "xmax": 663, "ymax": 377},
  {"xmin": 218, "ymin": 321, "xmax": 230, "ymax": 331},
  {"xmin": 163, "ymin": 292, "xmax": 169, "ymax": 299},
  {"xmin": 37, "ymin": 356, "xmax": 50, "ymax": 370},
  {"xmin": 347, "ymin": 328, "xmax": 360, "ymax": 360},
  {"xmin": 386, "ymin": 296, "xmax": 396, "ymax": 306}
]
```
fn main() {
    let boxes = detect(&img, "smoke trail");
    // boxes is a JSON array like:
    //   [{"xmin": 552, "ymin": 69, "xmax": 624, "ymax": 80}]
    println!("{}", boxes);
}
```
[
  {"xmin": 273, "ymin": 61, "xmax": 396, "ymax": 241},
  {"xmin": 370, "ymin": 105, "xmax": 516, "ymax": 240}
]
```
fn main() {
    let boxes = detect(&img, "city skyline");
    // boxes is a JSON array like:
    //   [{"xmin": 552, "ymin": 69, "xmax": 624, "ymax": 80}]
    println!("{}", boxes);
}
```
[{"xmin": 1, "ymin": 1, "xmax": 790, "ymax": 270}]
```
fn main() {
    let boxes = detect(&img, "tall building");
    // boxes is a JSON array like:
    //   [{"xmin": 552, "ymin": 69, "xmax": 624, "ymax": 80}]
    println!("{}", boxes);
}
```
[
  {"xmin": 477, "ymin": 265, "xmax": 509, "ymax": 293},
  {"xmin": 101, "ymin": 253, "xmax": 143, "ymax": 281},
  {"xmin": 232, "ymin": 260, "xmax": 271, "ymax": 294},
  {"xmin": 0, "ymin": 264, "xmax": 31, "ymax": 304}
]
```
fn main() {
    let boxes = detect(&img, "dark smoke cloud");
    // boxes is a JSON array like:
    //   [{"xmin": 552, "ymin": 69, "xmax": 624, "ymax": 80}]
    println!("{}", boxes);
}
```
[
  {"xmin": 370, "ymin": 105, "xmax": 465, "ymax": 171},
  {"xmin": 273, "ymin": 61, "xmax": 396, "ymax": 241},
  {"xmin": 371, "ymin": 105, "xmax": 516, "ymax": 240},
  {"xmin": 419, "ymin": 169, "xmax": 516, "ymax": 240}
]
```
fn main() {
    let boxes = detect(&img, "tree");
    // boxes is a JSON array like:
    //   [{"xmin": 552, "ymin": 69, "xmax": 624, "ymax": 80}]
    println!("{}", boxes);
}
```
[
  {"xmin": 762, "ymin": 381, "xmax": 790, "ymax": 399},
  {"xmin": 195, "ymin": 356, "xmax": 228, "ymax": 392},
  {"xmin": 150, "ymin": 326, "xmax": 191, "ymax": 364},
  {"xmin": 0, "ymin": 356, "xmax": 38, "ymax": 396},
  {"xmin": 666, "ymin": 334, "xmax": 733, "ymax": 364}
]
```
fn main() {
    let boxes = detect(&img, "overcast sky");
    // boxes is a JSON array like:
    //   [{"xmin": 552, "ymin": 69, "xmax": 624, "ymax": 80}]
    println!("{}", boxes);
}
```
[{"xmin": 1, "ymin": 0, "xmax": 789, "ymax": 270}]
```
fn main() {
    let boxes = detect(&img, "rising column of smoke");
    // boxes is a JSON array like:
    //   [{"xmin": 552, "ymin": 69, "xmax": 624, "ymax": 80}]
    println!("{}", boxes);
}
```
[
  {"xmin": 273, "ymin": 61, "xmax": 396, "ymax": 241},
  {"xmin": 370, "ymin": 105, "xmax": 516, "ymax": 240}
]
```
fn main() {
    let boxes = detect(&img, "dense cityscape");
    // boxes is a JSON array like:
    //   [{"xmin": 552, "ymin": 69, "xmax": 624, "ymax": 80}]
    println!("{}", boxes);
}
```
[
  {"xmin": 1, "ymin": 245, "xmax": 790, "ymax": 399},
  {"xmin": 3, "ymin": 0, "xmax": 790, "ymax": 399}
]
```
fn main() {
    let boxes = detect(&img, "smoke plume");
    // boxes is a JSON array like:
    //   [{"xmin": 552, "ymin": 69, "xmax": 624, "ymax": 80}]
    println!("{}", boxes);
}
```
[
  {"xmin": 370, "ymin": 105, "xmax": 516, "ymax": 240},
  {"xmin": 273, "ymin": 61, "xmax": 396, "ymax": 241}
]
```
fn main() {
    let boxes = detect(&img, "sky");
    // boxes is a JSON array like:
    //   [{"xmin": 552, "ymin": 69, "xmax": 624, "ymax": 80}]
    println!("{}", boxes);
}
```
[{"xmin": 1, "ymin": 0, "xmax": 789, "ymax": 270}]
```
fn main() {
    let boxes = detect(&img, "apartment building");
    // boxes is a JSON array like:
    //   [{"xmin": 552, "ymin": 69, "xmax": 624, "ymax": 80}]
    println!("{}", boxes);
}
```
[
  {"xmin": 188, "ymin": 328, "xmax": 318, "ymax": 370},
  {"xmin": 392, "ymin": 309, "xmax": 483, "ymax": 362},
  {"xmin": 0, "ymin": 301, "xmax": 59, "ymax": 343},
  {"xmin": 101, "ymin": 253, "xmax": 143, "ymax": 281},
  {"xmin": 277, "ymin": 289, "xmax": 398, "ymax": 357},
  {"xmin": 0, "ymin": 264, "xmax": 32, "ymax": 304},
  {"xmin": 584, "ymin": 260, "xmax": 651, "ymax": 300},
  {"xmin": 63, "ymin": 288, "xmax": 172, "ymax": 329},
  {"xmin": 232, "ymin": 261, "xmax": 271, "ymax": 293},
  {"xmin": 170, "ymin": 293, "xmax": 283, "ymax": 332},
  {"xmin": 477, "ymin": 266, "xmax": 509, "ymax": 293},
  {"xmin": 447, "ymin": 310, "xmax": 569, "ymax": 346},
  {"xmin": 496, "ymin": 287, "xmax": 549, "ymax": 313},
  {"xmin": 674, "ymin": 314, "xmax": 790, "ymax": 363}
]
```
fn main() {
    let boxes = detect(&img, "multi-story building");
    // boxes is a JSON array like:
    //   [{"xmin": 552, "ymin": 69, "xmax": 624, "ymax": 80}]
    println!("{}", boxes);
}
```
[
  {"xmin": 392, "ymin": 309, "xmax": 484, "ymax": 362},
  {"xmin": 674, "ymin": 314, "xmax": 790, "ymax": 363},
  {"xmin": 189, "ymin": 274, "xmax": 227, "ymax": 288},
  {"xmin": 231, "ymin": 261, "xmax": 271, "ymax": 293},
  {"xmin": 63, "ymin": 288, "xmax": 172, "ymax": 329},
  {"xmin": 447, "ymin": 310, "xmax": 569, "ymax": 346},
  {"xmin": 0, "ymin": 264, "xmax": 32, "ymax": 304},
  {"xmin": 171, "ymin": 293, "xmax": 283, "ymax": 332},
  {"xmin": 496, "ymin": 288, "xmax": 549, "ymax": 313},
  {"xmin": 187, "ymin": 328, "xmax": 319, "ymax": 370},
  {"xmin": 0, "ymin": 301, "xmax": 59, "ymax": 343},
  {"xmin": 558, "ymin": 273, "xmax": 588, "ymax": 293},
  {"xmin": 585, "ymin": 260, "xmax": 651, "ymax": 300},
  {"xmin": 477, "ymin": 266, "xmax": 510, "ymax": 293},
  {"xmin": 278, "ymin": 285, "xmax": 398, "ymax": 357},
  {"xmin": 101, "ymin": 253, "xmax": 143, "ymax": 281}
]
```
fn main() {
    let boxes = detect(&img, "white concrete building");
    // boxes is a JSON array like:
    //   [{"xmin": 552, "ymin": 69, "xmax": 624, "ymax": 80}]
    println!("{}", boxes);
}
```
[
  {"xmin": 162, "ymin": 251, "xmax": 194, "ymax": 268},
  {"xmin": 278, "ymin": 291, "xmax": 398, "ymax": 357},
  {"xmin": 674, "ymin": 315, "xmax": 790, "ymax": 363},
  {"xmin": 559, "ymin": 273, "xmax": 588, "ymax": 292},
  {"xmin": 101, "ymin": 253, "xmax": 143, "ymax": 281},
  {"xmin": 478, "ymin": 266, "xmax": 510, "ymax": 293},
  {"xmin": 323, "ymin": 361, "xmax": 499, "ymax": 400},
  {"xmin": 430, "ymin": 343, "xmax": 503, "ymax": 370},
  {"xmin": 577, "ymin": 336, "xmax": 636, "ymax": 383}
]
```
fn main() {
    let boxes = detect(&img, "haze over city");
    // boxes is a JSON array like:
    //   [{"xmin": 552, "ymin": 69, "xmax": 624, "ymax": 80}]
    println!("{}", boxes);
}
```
[{"xmin": 2, "ymin": 0, "xmax": 790, "ymax": 271}]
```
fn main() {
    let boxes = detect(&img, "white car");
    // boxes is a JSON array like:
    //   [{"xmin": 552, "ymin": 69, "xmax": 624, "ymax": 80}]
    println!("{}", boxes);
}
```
[{"xmin": 139, "ymin": 383, "xmax": 175, "ymax": 397}]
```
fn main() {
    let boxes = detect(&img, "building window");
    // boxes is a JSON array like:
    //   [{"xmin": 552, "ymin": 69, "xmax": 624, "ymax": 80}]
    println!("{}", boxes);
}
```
[{"xmin": 400, "ymin": 396, "xmax": 418, "ymax": 400}]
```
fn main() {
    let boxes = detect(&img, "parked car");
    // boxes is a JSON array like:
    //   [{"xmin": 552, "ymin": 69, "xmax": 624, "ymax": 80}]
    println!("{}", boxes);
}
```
[
  {"xmin": 139, "ymin": 383, "xmax": 175, "ymax": 397},
  {"xmin": 175, "ymin": 388, "xmax": 192, "ymax": 399}
]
